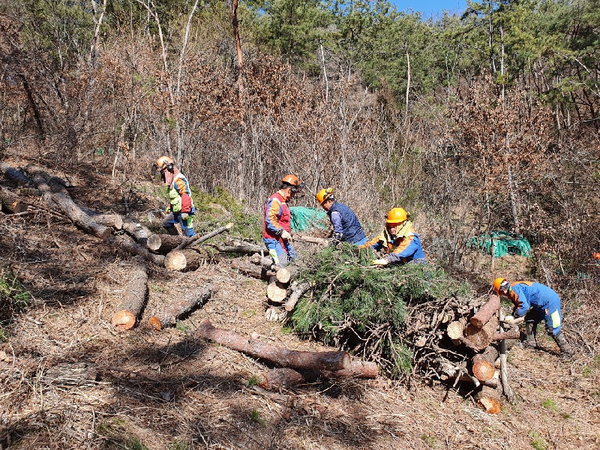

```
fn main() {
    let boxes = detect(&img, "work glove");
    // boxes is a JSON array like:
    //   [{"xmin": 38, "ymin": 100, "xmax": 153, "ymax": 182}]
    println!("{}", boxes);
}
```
[
  {"xmin": 181, "ymin": 213, "xmax": 189, "ymax": 221},
  {"xmin": 280, "ymin": 230, "xmax": 292, "ymax": 241},
  {"xmin": 372, "ymin": 258, "xmax": 389, "ymax": 266},
  {"xmin": 333, "ymin": 232, "xmax": 343, "ymax": 241}
]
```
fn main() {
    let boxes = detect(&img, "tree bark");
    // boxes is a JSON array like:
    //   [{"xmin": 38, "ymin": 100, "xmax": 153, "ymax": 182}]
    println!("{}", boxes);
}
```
[
  {"xmin": 30, "ymin": 170, "xmax": 111, "ymax": 239},
  {"xmin": 148, "ymin": 284, "xmax": 214, "ymax": 330},
  {"xmin": 213, "ymin": 240, "xmax": 264, "ymax": 254},
  {"xmin": 106, "ymin": 234, "xmax": 165, "ymax": 266},
  {"xmin": 294, "ymin": 235, "xmax": 328, "ymax": 246},
  {"xmin": 284, "ymin": 282, "xmax": 312, "ymax": 312},
  {"xmin": 123, "ymin": 218, "xmax": 153, "ymax": 245},
  {"xmin": 463, "ymin": 315, "xmax": 499, "ymax": 351},
  {"xmin": 0, "ymin": 186, "xmax": 28, "ymax": 213},
  {"xmin": 231, "ymin": 259, "xmax": 275, "ymax": 280},
  {"xmin": 90, "ymin": 213, "xmax": 123, "ymax": 230},
  {"xmin": 147, "ymin": 234, "xmax": 187, "ymax": 253},
  {"xmin": 493, "ymin": 327, "xmax": 520, "ymax": 341},
  {"xmin": 111, "ymin": 256, "xmax": 148, "ymax": 330},
  {"xmin": 470, "ymin": 295, "xmax": 500, "ymax": 329},
  {"xmin": 194, "ymin": 319, "xmax": 350, "ymax": 371},
  {"xmin": 323, "ymin": 360, "xmax": 379, "ymax": 379},
  {"xmin": 258, "ymin": 368, "xmax": 305, "ymax": 391}
]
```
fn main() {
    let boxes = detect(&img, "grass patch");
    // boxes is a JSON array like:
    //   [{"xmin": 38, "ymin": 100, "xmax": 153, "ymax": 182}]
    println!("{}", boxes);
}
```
[
  {"xmin": 96, "ymin": 417, "xmax": 149, "ymax": 449},
  {"xmin": 529, "ymin": 431, "xmax": 548, "ymax": 450},
  {"xmin": 542, "ymin": 399, "xmax": 557, "ymax": 411},
  {"xmin": 0, "ymin": 266, "xmax": 32, "ymax": 340},
  {"xmin": 421, "ymin": 433, "xmax": 438, "ymax": 448}
]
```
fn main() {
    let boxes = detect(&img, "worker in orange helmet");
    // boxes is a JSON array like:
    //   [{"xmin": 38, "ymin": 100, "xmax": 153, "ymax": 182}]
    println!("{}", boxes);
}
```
[
  {"xmin": 315, "ymin": 187, "xmax": 367, "ymax": 246},
  {"xmin": 263, "ymin": 174, "xmax": 304, "ymax": 267},
  {"xmin": 360, "ymin": 207, "xmax": 425, "ymax": 266},
  {"xmin": 494, "ymin": 277, "xmax": 572, "ymax": 358},
  {"xmin": 154, "ymin": 156, "xmax": 196, "ymax": 237}
]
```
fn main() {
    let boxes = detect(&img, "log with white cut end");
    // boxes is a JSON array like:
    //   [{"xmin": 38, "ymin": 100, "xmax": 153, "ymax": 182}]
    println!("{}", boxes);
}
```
[
  {"xmin": 194, "ymin": 319, "xmax": 350, "ymax": 371},
  {"xmin": 148, "ymin": 285, "xmax": 214, "ymax": 330},
  {"xmin": 111, "ymin": 256, "xmax": 148, "ymax": 330},
  {"xmin": 164, "ymin": 249, "xmax": 206, "ymax": 271},
  {"xmin": 463, "ymin": 315, "xmax": 499, "ymax": 351},
  {"xmin": 267, "ymin": 282, "xmax": 288, "ymax": 304},
  {"xmin": 231, "ymin": 260, "xmax": 275, "ymax": 280},
  {"xmin": 123, "ymin": 218, "xmax": 153, "ymax": 244},
  {"xmin": 250, "ymin": 253, "xmax": 274, "ymax": 269},
  {"xmin": 147, "ymin": 234, "xmax": 186, "ymax": 253},
  {"xmin": 107, "ymin": 234, "xmax": 165, "ymax": 266},
  {"xmin": 213, "ymin": 240, "xmax": 264, "ymax": 254},
  {"xmin": 323, "ymin": 360, "xmax": 379, "ymax": 379},
  {"xmin": 447, "ymin": 320, "xmax": 465, "ymax": 340},
  {"xmin": 90, "ymin": 213, "xmax": 123, "ymax": 230},
  {"xmin": 470, "ymin": 295, "xmax": 501, "ymax": 329},
  {"xmin": 276, "ymin": 266, "xmax": 293, "ymax": 284}
]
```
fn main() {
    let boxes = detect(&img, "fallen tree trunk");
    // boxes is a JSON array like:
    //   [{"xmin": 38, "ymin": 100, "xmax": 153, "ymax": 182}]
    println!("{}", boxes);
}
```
[
  {"xmin": 0, "ymin": 161, "xmax": 30, "ymax": 186},
  {"xmin": 470, "ymin": 295, "xmax": 501, "ymax": 329},
  {"xmin": 230, "ymin": 260, "xmax": 275, "ymax": 280},
  {"xmin": 0, "ymin": 186, "xmax": 28, "ymax": 213},
  {"xmin": 123, "ymin": 218, "xmax": 153, "ymax": 245},
  {"xmin": 194, "ymin": 319, "xmax": 350, "ymax": 371},
  {"xmin": 493, "ymin": 327, "xmax": 521, "ymax": 341},
  {"xmin": 463, "ymin": 315, "xmax": 499, "ymax": 351},
  {"xmin": 472, "ymin": 346, "xmax": 499, "ymax": 382},
  {"xmin": 29, "ymin": 170, "xmax": 111, "ymax": 239},
  {"xmin": 294, "ymin": 235, "xmax": 328, "ymax": 246},
  {"xmin": 498, "ymin": 311, "xmax": 515, "ymax": 403},
  {"xmin": 164, "ymin": 248, "xmax": 206, "ymax": 271},
  {"xmin": 148, "ymin": 285, "xmax": 214, "ymax": 330},
  {"xmin": 147, "ymin": 234, "xmax": 186, "ymax": 253},
  {"xmin": 250, "ymin": 254, "xmax": 273, "ymax": 269},
  {"xmin": 106, "ymin": 234, "xmax": 165, "ymax": 266},
  {"xmin": 323, "ymin": 360, "xmax": 379, "ymax": 379},
  {"xmin": 175, "ymin": 222, "xmax": 233, "ymax": 251},
  {"xmin": 212, "ymin": 240, "xmax": 264, "ymax": 254},
  {"xmin": 284, "ymin": 282, "xmax": 312, "ymax": 312},
  {"xmin": 90, "ymin": 213, "xmax": 123, "ymax": 230},
  {"xmin": 258, "ymin": 368, "xmax": 305, "ymax": 391},
  {"xmin": 111, "ymin": 256, "xmax": 148, "ymax": 330}
]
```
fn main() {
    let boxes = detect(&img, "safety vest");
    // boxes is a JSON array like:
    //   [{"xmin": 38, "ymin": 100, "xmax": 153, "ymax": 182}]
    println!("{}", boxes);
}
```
[
  {"xmin": 327, "ymin": 202, "xmax": 366, "ymax": 244},
  {"xmin": 263, "ymin": 191, "xmax": 291, "ymax": 240}
]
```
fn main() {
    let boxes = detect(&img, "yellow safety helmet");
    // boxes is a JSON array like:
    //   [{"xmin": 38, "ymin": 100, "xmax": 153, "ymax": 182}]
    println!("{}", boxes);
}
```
[
  {"xmin": 386, "ymin": 207, "xmax": 408, "ymax": 224},
  {"xmin": 316, "ymin": 188, "xmax": 334, "ymax": 205},
  {"xmin": 156, "ymin": 155, "xmax": 174, "ymax": 172},
  {"xmin": 493, "ymin": 277, "xmax": 509, "ymax": 295}
]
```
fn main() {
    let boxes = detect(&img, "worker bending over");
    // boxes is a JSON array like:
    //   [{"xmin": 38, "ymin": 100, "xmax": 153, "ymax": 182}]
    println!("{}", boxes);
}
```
[{"xmin": 316, "ymin": 188, "xmax": 367, "ymax": 246}]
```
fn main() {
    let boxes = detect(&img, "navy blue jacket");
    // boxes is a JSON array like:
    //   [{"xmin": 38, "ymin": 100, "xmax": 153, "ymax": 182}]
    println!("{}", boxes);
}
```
[{"xmin": 328, "ymin": 202, "xmax": 367, "ymax": 244}]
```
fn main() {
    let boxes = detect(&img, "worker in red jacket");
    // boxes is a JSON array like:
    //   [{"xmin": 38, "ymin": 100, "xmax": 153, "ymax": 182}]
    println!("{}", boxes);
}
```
[{"xmin": 263, "ymin": 174, "xmax": 304, "ymax": 267}]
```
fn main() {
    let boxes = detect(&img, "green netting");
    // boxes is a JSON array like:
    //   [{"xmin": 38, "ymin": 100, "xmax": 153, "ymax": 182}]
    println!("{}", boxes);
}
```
[
  {"xmin": 468, "ymin": 231, "xmax": 532, "ymax": 258},
  {"xmin": 290, "ymin": 206, "xmax": 329, "ymax": 232}
]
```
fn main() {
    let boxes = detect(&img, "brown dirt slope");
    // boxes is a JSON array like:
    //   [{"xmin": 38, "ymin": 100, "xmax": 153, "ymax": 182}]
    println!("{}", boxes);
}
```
[{"xmin": 1, "ymin": 153, "xmax": 599, "ymax": 450}]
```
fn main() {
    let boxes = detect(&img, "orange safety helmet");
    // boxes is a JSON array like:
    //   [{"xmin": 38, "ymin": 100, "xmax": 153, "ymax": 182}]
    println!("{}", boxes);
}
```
[
  {"xmin": 386, "ymin": 207, "xmax": 408, "ymax": 224},
  {"xmin": 281, "ymin": 174, "xmax": 304, "ymax": 193},
  {"xmin": 493, "ymin": 277, "xmax": 509, "ymax": 295},
  {"xmin": 156, "ymin": 155, "xmax": 174, "ymax": 172},
  {"xmin": 316, "ymin": 188, "xmax": 334, "ymax": 205}
]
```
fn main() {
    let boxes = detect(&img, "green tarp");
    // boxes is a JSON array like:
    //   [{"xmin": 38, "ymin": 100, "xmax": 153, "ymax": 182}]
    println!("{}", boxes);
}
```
[
  {"xmin": 468, "ymin": 231, "xmax": 532, "ymax": 258},
  {"xmin": 290, "ymin": 206, "xmax": 329, "ymax": 232}
]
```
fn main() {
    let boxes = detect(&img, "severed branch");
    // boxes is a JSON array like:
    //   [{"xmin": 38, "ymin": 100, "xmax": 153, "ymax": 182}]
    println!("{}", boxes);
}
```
[
  {"xmin": 284, "ymin": 282, "xmax": 312, "ymax": 312},
  {"xmin": 148, "ymin": 284, "xmax": 214, "ymax": 330},
  {"xmin": 174, "ymin": 222, "xmax": 233, "ymax": 251}
]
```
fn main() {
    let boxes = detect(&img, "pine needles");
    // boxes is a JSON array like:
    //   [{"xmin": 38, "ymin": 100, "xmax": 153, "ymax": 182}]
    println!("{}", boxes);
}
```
[{"xmin": 290, "ymin": 244, "xmax": 471, "ymax": 378}]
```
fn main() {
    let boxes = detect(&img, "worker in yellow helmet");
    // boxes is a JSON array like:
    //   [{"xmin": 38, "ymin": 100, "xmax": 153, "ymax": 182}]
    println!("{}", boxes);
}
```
[
  {"xmin": 360, "ymin": 207, "xmax": 425, "ymax": 266},
  {"xmin": 154, "ymin": 156, "xmax": 195, "ymax": 237},
  {"xmin": 315, "ymin": 187, "xmax": 367, "ymax": 246}
]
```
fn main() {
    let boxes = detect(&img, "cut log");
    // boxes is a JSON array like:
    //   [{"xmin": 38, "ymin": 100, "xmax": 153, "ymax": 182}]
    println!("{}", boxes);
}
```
[
  {"xmin": 472, "ymin": 346, "xmax": 499, "ymax": 382},
  {"xmin": 276, "ymin": 267, "xmax": 293, "ymax": 284},
  {"xmin": 231, "ymin": 260, "xmax": 275, "ymax": 280},
  {"xmin": 175, "ymin": 222, "xmax": 233, "ymax": 251},
  {"xmin": 323, "ymin": 360, "xmax": 379, "ymax": 379},
  {"xmin": 106, "ymin": 234, "xmax": 165, "ymax": 266},
  {"xmin": 148, "ymin": 285, "xmax": 214, "ymax": 330},
  {"xmin": 90, "ymin": 213, "xmax": 123, "ymax": 230},
  {"xmin": 476, "ymin": 386, "xmax": 502, "ymax": 414},
  {"xmin": 0, "ymin": 161, "xmax": 31, "ymax": 186},
  {"xmin": 447, "ymin": 320, "xmax": 465, "ymax": 340},
  {"xmin": 258, "ymin": 368, "xmax": 305, "ymax": 391},
  {"xmin": 493, "ymin": 327, "xmax": 521, "ymax": 341},
  {"xmin": 0, "ymin": 186, "xmax": 28, "ymax": 213},
  {"xmin": 123, "ymin": 218, "xmax": 153, "ymax": 245},
  {"xmin": 213, "ymin": 241, "xmax": 264, "ymax": 254},
  {"xmin": 194, "ymin": 319, "xmax": 350, "ymax": 371},
  {"xmin": 164, "ymin": 249, "xmax": 207, "ymax": 271},
  {"xmin": 470, "ymin": 295, "xmax": 501, "ymax": 329},
  {"xmin": 463, "ymin": 315, "xmax": 499, "ymax": 351},
  {"xmin": 147, "ymin": 234, "xmax": 186, "ymax": 253},
  {"xmin": 284, "ymin": 282, "xmax": 312, "ymax": 312},
  {"xmin": 498, "ymin": 311, "xmax": 515, "ymax": 403},
  {"xmin": 29, "ymin": 170, "xmax": 111, "ymax": 239},
  {"xmin": 250, "ymin": 253, "xmax": 274, "ymax": 269},
  {"xmin": 267, "ymin": 282, "xmax": 288, "ymax": 304},
  {"xmin": 111, "ymin": 256, "xmax": 148, "ymax": 331}
]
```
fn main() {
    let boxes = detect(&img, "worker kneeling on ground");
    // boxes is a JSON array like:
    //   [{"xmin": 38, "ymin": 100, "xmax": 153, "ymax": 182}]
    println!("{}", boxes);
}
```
[
  {"xmin": 263, "ymin": 174, "xmax": 304, "ymax": 267},
  {"xmin": 154, "ymin": 156, "xmax": 196, "ymax": 237},
  {"xmin": 360, "ymin": 207, "xmax": 425, "ymax": 266},
  {"xmin": 494, "ymin": 277, "xmax": 573, "ymax": 359},
  {"xmin": 316, "ymin": 188, "xmax": 367, "ymax": 246}
]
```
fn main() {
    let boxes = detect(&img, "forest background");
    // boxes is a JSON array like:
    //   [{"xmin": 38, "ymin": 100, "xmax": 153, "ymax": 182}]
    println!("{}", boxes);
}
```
[{"xmin": 0, "ymin": 0, "xmax": 598, "ymax": 282}]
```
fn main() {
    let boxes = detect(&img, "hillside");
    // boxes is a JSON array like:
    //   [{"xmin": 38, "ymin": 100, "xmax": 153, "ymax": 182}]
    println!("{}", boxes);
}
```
[{"xmin": 1, "ymin": 150, "xmax": 599, "ymax": 450}]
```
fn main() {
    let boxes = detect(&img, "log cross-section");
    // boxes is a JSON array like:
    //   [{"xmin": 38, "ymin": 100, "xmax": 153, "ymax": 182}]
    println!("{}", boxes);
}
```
[{"xmin": 194, "ymin": 320, "xmax": 350, "ymax": 371}]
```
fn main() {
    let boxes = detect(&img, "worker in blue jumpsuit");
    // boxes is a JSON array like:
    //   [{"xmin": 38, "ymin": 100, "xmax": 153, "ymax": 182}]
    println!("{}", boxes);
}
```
[{"xmin": 316, "ymin": 188, "xmax": 367, "ymax": 246}]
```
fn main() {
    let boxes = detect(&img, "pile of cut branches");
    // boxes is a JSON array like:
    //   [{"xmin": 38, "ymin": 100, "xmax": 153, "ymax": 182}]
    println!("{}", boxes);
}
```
[{"xmin": 290, "ymin": 245, "xmax": 475, "ymax": 380}]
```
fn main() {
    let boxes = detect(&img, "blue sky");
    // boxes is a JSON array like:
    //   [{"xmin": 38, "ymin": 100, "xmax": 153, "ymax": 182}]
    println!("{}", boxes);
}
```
[{"xmin": 391, "ymin": 0, "xmax": 468, "ymax": 18}]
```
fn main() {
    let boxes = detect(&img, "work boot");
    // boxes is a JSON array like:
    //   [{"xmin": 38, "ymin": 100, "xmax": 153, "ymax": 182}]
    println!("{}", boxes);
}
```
[
  {"xmin": 523, "ymin": 322, "xmax": 537, "ymax": 348},
  {"xmin": 553, "ymin": 331, "xmax": 573, "ymax": 359}
]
